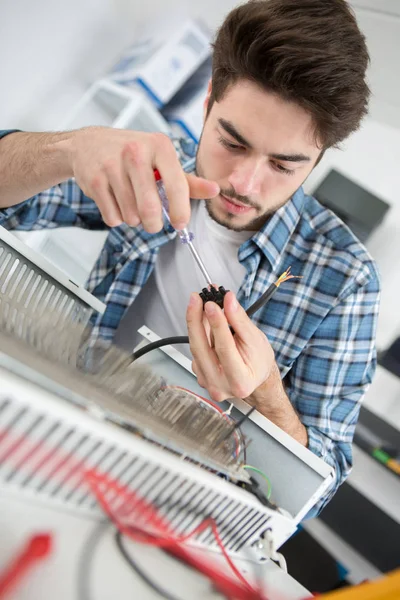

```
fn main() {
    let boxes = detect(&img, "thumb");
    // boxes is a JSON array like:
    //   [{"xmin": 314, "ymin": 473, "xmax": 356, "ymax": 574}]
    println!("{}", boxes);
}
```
[
  {"xmin": 186, "ymin": 173, "xmax": 219, "ymax": 199},
  {"xmin": 223, "ymin": 292, "xmax": 256, "ymax": 344}
]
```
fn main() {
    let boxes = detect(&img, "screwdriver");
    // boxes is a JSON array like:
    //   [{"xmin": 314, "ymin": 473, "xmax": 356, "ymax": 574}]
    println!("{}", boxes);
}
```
[{"xmin": 154, "ymin": 169, "xmax": 213, "ymax": 286}]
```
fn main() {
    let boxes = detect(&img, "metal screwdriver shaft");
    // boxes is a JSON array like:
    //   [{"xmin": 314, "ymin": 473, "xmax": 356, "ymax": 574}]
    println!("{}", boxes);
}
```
[
  {"xmin": 154, "ymin": 170, "xmax": 213, "ymax": 287},
  {"xmin": 180, "ymin": 229, "xmax": 213, "ymax": 286}
]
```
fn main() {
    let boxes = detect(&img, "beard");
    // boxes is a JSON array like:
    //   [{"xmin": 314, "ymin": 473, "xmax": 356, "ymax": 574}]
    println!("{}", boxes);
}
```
[
  {"xmin": 196, "ymin": 140, "xmax": 279, "ymax": 232},
  {"xmin": 203, "ymin": 198, "xmax": 275, "ymax": 232}
]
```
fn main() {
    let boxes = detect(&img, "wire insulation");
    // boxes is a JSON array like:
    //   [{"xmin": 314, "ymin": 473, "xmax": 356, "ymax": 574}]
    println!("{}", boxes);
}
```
[
  {"xmin": 77, "ymin": 521, "xmax": 110, "ymax": 600},
  {"xmin": 132, "ymin": 267, "xmax": 301, "ymax": 360},
  {"xmin": 243, "ymin": 465, "xmax": 272, "ymax": 500},
  {"xmin": 133, "ymin": 337, "xmax": 189, "ymax": 360},
  {"xmin": 85, "ymin": 470, "xmax": 265, "ymax": 599},
  {"xmin": 115, "ymin": 530, "xmax": 182, "ymax": 600},
  {"xmin": 166, "ymin": 385, "xmax": 241, "ymax": 457}
]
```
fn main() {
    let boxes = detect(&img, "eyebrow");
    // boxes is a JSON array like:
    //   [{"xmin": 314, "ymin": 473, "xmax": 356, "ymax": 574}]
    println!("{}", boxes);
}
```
[
  {"xmin": 270, "ymin": 152, "xmax": 311, "ymax": 163},
  {"xmin": 218, "ymin": 118, "xmax": 311, "ymax": 163},
  {"xmin": 219, "ymin": 118, "xmax": 252, "ymax": 148}
]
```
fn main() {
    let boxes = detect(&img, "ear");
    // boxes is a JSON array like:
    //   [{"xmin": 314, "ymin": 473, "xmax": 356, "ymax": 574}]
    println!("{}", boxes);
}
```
[{"xmin": 203, "ymin": 79, "xmax": 213, "ymax": 122}]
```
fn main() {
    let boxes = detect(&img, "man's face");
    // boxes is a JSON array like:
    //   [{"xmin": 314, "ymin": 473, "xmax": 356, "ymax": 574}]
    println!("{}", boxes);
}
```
[{"xmin": 196, "ymin": 80, "xmax": 322, "ymax": 231}]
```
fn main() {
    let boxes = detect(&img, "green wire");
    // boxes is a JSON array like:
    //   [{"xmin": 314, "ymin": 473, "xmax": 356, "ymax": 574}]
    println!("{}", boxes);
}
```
[{"xmin": 243, "ymin": 465, "xmax": 272, "ymax": 500}]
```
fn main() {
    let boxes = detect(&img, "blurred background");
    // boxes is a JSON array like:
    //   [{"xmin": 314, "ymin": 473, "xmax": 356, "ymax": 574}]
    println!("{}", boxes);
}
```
[{"xmin": 0, "ymin": 0, "xmax": 399, "ymax": 594}]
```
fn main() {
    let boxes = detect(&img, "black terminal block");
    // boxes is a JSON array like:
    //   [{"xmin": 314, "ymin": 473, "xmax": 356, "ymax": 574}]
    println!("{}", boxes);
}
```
[{"xmin": 199, "ymin": 285, "xmax": 229, "ymax": 309}]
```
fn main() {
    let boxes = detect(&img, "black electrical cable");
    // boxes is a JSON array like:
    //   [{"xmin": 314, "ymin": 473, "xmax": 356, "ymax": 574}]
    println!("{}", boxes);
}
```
[
  {"xmin": 77, "ymin": 520, "xmax": 110, "ymax": 600},
  {"xmin": 214, "ymin": 406, "xmax": 257, "ymax": 446},
  {"xmin": 133, "ymin": 336, "xmax": 189, "ymax": 360},
  {"xmin": 115, "ymin": 530, "xmax": 183, "ymax": 600},
  {"xmin": 132, "ymin": 282, "xmax": 279, "ymax": 362},
  {"xmin": 78, "ymin": 522, "xmax": 184, "ymax": 600},
  {"xmin": 245, "ymin": 282, "xmax": 277, "ymax": 318},
  {"xmin": 129, "ymin": 282, "xmax": 280, "ymax": 464},
  {"xmin": 231, "ymin": 405, "xmax": 257, "ymax": 431}
]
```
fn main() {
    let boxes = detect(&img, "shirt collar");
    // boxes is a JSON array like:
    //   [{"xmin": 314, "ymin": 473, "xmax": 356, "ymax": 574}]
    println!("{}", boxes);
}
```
[{"xmin": 239, "ymin": 186, "xmax": 305, "ymax": 268}]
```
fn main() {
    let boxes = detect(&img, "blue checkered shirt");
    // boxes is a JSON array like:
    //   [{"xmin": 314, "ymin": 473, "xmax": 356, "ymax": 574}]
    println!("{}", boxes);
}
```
[{"xmin": 0, "ymin": 131, "xmax": 380, "ymax": 517}]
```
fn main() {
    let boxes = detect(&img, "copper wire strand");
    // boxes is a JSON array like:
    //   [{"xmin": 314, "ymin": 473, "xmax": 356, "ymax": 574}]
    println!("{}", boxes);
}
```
[{"xmin": 275, "ymin": 266, "xmax": 303, "ymax": 288}]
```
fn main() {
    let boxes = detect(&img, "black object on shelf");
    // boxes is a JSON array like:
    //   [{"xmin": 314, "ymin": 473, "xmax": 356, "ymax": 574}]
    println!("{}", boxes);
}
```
[
  {"xmin": 358, "ymin": 407, "xmax": 400, "ymax": 450},
  {"xmin": 313, "ymin": 169, "xmax": 390, "ymax": 242},
  {"xmin": 356, "ymin": 406, "xmax": 400, "ymax": 478},
  {"xmin": 378, "ymin": 336, "xmax": 400, "ymax": 378}
]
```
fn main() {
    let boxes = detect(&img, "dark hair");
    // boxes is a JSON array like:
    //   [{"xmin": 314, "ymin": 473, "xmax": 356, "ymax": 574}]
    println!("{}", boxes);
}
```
[{"xmin": 210, "ymin": 0, "xmax": 370, "ymax": 149}]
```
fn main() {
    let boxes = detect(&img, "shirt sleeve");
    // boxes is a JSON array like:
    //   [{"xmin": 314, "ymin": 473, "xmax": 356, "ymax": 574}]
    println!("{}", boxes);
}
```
[
  {"xmin": 285, "ymin": 266, "xmax": 380, "ymax": 518},
  {"xmin": 0, "ymin": 179, "xmax": 107, "ymax": 232},
  {"xmin": 0, "ymin": 128, "xmax": 106, "ymax": 231}
]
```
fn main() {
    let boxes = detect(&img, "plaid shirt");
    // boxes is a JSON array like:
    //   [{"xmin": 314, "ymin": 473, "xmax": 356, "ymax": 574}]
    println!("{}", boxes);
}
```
[{"xmin": 0, "ymin": 131, "xmax": 380, "ymax": 516}]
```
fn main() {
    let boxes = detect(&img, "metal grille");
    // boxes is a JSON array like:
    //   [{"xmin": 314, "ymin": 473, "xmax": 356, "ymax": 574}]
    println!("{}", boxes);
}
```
[
  {"xmin": 0, "ymin": 231, "xmax": 297, "ymax": 559},
  {"xmin": 0, "ymin": 241, "xmax": 93, "ymax": 332},
  {"xmin": 0, "ymin": 229, "xmax": 246, "ymax": 477},
  {"xmin": 0, "ymin": 374, "xmax": 295, "ymax": 558}
]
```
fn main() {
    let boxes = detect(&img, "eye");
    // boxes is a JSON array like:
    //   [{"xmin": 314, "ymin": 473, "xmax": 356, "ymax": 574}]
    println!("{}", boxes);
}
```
[
  {"xmin": 272, "ymin": 162, "xmax": 294, "ymax": 176},
  {"xmin": 218, "ymin": 136, "xmax": 244, "ymax": 152}
]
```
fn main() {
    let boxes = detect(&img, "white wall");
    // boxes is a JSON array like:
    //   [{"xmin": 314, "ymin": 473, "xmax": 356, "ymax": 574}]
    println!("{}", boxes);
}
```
[
  {"xmin": 1, "ymin": 1, "xmax": 399, "ymax": 130},
  {"xmin": 352, "ymin": 2, "xmax": 400, "ymax": 131},
  {"xmin": 303, "ymin": 118, "xmax": 400, "ymax": 350},
  {"xmin": 0, "ymin": 0, "xmax": 240, "ymax": 130}
]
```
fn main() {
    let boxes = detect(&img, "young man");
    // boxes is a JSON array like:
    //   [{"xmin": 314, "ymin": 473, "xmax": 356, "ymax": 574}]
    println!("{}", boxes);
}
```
[{"xmin": 0, "ymin": 0, "xmax": 379, "ymax": 516}]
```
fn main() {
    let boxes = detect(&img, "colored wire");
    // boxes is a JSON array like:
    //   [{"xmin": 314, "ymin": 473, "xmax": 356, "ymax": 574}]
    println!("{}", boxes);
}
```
[
  {"xmin": 165, "ymin": 385, "xmax": 241, "ymax": 458},
  {"xmin": 246, "ymin": 267, "xmax": 301, "ymax": 318},
  {"xmin": 166, "ymin": 386, "xmax": 225, "ymax": 415},
  {"xmin": 85, "ymin": 470, "xmax": 265, "ymax": 599},
  {"xmin": 0, "ymin": 533, "xmax": 52, "ymax": 599},
  {"xmin": 243, "ymin": 465, "xmax": 272, "ymax": 500},
  {"xmin": 115, "ymin": 530, "xmax": 182, "ymax": 600}
]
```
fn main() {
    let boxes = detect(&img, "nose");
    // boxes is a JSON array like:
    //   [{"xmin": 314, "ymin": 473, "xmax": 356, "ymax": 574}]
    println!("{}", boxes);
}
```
[{"xmin": 228, "ymin": 157, "xmax": 263, "ymax": 198}]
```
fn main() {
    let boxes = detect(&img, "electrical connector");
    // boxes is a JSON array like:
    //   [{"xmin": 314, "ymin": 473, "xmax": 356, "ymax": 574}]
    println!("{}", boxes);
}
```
[{"xmin": 199, "ymin": 285, "xmax": 229, "ymax": 309}]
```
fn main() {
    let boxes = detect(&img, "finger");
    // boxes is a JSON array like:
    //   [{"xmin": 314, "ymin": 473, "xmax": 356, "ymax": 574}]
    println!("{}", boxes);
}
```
[
  {"xmin": 186, "ymin": 173, "xmax": 220, "ymax": 200},
  {"xmin": 202, "ymin": 312, "xmax": 213, "ymax": 346},
  {"xmin": 122, "ymin": 143, "xmax": 163, "ymax": 233},
  {"xmin": 153, "ymin": 148, "xmax": 191, "ymax": 230},
  {"xmin": 105, "ymin": 162, "xmax": 140, "ymax": 227},
  {"xmin": 192, "ymin": 350, "xmax": 232, "ymax": 402},
  {"xmin": 223, "ymin": 292, "xmax": 259, "ymax": 346},
  {"xmin": 132, "ymin": 166, "xmax": 164, "ymax": 233},
  {"xmin": 91, "ymin": 175, "xmax": 123, "ymax": 227},
  {"xmin": 186, "ymin": 293, "xmax": 220, "ymax": 377},
  {"xmin": 204, "ymin": 300, "xmax": 247, "ymax": 393},
  {"xmin": 191, "ymin": 360, "xmax": 207, "ymax": 389}
]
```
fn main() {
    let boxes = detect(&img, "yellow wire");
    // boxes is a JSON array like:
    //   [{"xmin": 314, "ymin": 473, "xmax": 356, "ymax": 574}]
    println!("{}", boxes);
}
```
[
  {"xmin": 243, "ymin": 465, "xmax": 272, "ymax": 500},
  {"xmin": 275, "ymin": 266, "xmax": 303, "ymax": 288}
]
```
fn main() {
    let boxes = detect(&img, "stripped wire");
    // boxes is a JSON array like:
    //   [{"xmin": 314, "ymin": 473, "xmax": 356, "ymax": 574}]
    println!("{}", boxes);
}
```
[
  {"xmin": 132, "ymin": 267, "xmax": 302, "ymax": 361},
  {"xmin": 275, "ymin": 266, "xmax": 300, "ymax": 287},
  {"xmin": 246, "ymin": 266, "xmax": 302, "ymax": 318}
]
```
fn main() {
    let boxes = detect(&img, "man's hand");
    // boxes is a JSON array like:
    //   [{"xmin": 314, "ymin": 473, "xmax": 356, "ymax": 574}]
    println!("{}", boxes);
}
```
[
  {"xmin": 186, "ymin": 290, "xmax": 308, "ymax": 445},
  {"xmin": 69, "ymin": 127, "xmax": 219, "ymax": 232},
  {"xmin": 0, "ymin": 128, "xmax": 219, "ymax": 231},
  {"xmin": 186, "ymin": 291, "xmax": 275, "ymax": 402}
]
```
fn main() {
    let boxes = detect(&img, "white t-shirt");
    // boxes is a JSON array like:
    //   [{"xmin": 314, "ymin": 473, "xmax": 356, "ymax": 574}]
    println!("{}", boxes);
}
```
[{"xmin": 114, "ymin": 201, "xmax": 253, "ymax": 357}]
